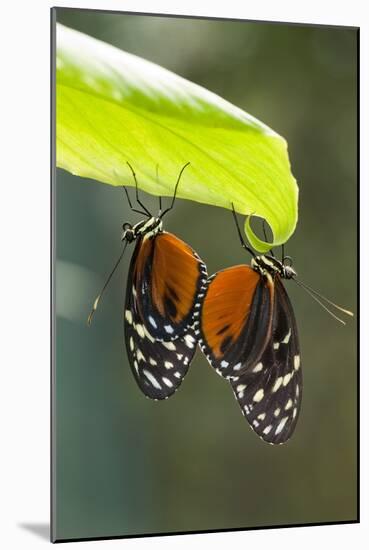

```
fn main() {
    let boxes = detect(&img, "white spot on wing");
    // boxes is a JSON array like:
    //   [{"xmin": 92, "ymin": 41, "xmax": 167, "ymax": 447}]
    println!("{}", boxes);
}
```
[
  {"xmin": 125, "ymin": 310, "xmax": 133, "ymax": 324},
  {"xmin": 221, "ymin": 360, "xmax": 229, "ymax": 368},
  {"xmin": 143, "ymin": 325, "xmax": 155, "ymax": 343},
  {"xmin": 164, "ymin": 325, "xmax": 174, "ymax": 334},
  {"xmin": 272, "ymin": 377, "xmax": 283, "ymax": 393},
  {"xmin": 184, "ymin": 334, "xmax": 195, "ymax": 348},
  {"xmin": 263, "ymin": 425, "xmax": 272, "ymax": 435},
  {"xmin": 162, "ymin": 341, "xmax": 176, "ymax": 351},
  {"xmin": 285, "ymin": 398, "xmax": 293, "ymax": 410},
  {"xmin": 164, "ymin": 361, "xmax": 174, "ymax": 369},
  {"xmin": 129, "ymin": 337, "xmax": 134, "ymax": 351},
  {"xmin": 275, "ymin": 416, "xmax": 289, "ymax": 435},
  {"xmin": 143, "ymin": 369, "xmax": 162, "ymax": 389},
  {"xmin": 136, "ymin": 324, "xmax": 145, "ymax": 338},
  {"xmin": 253, "ymin": 389, "xmax": 264, "ymax": 402},
  {"xmin": 252, "ymin": 362, "xmax": 263, "ymax": 373},
  {"xmin": 162, "ymin": 377, "xmax": 173, "ymax": 388},
  {"xmin": 148, "ymin": 316, "xmax": 157, "ymax": 329},
  {"xmin": 294, "ymin": 355, "xmax": 300, "ymax": 370}
]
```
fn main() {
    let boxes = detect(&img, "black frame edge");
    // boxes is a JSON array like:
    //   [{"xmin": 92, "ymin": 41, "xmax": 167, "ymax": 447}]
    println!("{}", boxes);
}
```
[{"xmin": 50, "ymin": 6, "xmax": 57, "ymax": 544}]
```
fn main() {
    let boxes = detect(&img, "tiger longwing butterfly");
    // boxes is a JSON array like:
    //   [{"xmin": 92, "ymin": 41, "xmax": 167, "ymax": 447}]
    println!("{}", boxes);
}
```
[
  {"xmin": 199, "ymin": 205, "xmax": 353, "ymax": 445},
  {"xmin": 88, "ymin": 163, "xmax": 207, "ymax": 400}
]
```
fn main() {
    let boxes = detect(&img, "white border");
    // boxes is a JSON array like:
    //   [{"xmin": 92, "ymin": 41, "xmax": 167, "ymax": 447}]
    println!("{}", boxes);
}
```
[{"xmin": 1, "ymin": 1, "xmax": 365, "ymax": 548}]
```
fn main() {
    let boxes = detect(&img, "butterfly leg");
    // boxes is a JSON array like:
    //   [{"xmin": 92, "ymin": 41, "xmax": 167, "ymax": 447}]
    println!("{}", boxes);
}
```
[
  {"xmin": 126, "ymin": 161, "xmax": 152, "ymax": 216},
  {"xmin": 231, "ymin": 203, "xmax": 255, "ymax": 257},
  {"xmin": 122, "ymin": 186, "xmax": 148, "ymax": 216}
]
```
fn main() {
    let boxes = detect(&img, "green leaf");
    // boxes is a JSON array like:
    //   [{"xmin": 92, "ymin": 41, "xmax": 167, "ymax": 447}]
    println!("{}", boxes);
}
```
[{"xmin": 56, "ymin": 23, "xmax": 298, "ymax": 251}]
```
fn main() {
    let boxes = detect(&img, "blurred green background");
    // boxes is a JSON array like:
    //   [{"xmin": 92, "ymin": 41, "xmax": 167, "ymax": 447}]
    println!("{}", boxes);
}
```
[{"xmin": 54, "ymin": 9, "xmax": 357, "ymax": 541}]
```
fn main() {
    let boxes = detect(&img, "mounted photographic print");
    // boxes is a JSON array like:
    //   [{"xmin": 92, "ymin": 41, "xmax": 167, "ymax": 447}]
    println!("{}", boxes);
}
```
[{"xmin": 51, "ymin": 7, "xmax": 358, "ymax": 543}]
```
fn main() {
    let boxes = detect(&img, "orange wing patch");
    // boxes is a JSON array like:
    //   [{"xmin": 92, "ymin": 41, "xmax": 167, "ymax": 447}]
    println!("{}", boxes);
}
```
[
  {"xmin": 151, "ymin": 232, "xmax": 201, "ymax": 324},
  {"xmin": 133, "ymin": 236, "xmax": 153, "ymax": 284},
  {"xmin": 201, "ymin": 266, "xmax": 260, "ymax": 358}
]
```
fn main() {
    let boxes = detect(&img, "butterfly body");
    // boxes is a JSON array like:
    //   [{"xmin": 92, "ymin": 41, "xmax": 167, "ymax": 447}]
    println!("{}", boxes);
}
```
[
  {"xmin": 122, "ymin": 216, "xmax": 163, "ymax": 243},
  {"xmin": 199, "ymin": 253, "xmax": 301, "ymax": 444},
  {"xmin": 251, "ymin": 254, "xmax": 297, "ymax": 280}
]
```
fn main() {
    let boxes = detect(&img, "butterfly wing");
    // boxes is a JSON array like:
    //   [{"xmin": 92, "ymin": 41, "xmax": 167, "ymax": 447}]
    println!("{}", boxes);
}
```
[
  {"xmin": 124, "ymin": 232, "xmax": 206, "ymax": 400},
  {"xmin": 230, "ymin": 276, "xmax": 302, "ymax": 444},
  {"xmin": 124, "ymin": 302, "xmax": 197, "ymax": 400},
  {"xmin": 199, "ymin": 265, "xmax": 274, "ymax": 379},
  {"xmin": 133, "ymin": 231, "xmax": 207, "ymax": 341}
]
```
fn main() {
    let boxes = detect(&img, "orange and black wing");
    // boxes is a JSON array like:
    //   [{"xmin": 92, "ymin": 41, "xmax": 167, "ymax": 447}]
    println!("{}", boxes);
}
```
[
  {"xmin": 229, "ymin": 276, "xmax": 302, "ymax": 444},
  {"xmin": 132, "ymin": 231, "xmax": 207, "ymax": 341},
  {"xmin": 199, "ymin": 265, "xmax": 274, "ymax": 379},
  {"xmin": 124, "ymin": 232, "xmax": 206, "ymax": 400}
]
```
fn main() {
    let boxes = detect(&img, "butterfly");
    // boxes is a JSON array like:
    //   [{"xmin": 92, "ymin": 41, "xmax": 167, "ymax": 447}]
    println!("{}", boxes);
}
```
[
  {"xmin": 198, "ymin": 205, "xmax": 353, "ymax": 445},
  {"xmin": 88, "ymin": 162, "xmax": 207, "ymax": 400}
]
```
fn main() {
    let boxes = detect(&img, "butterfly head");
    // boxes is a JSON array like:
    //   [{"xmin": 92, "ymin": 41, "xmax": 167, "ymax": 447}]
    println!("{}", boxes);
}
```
[
  {"xmin": 121, "ymin": 217, "xmax": 163, "ymax": 243},
  {"xmin": 251, "ymin": 255, "xmax": 297, "ymax": 280}
]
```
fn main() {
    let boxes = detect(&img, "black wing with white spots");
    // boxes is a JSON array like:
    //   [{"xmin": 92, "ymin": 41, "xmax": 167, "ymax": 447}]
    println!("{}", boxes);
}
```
[
  {"xmin": 124, "ymin": 235, "xmax": 200, "ymax": 400},
  {"xmin": 230, "ymin": 276, "xmax": 302, "ymax": 444}
]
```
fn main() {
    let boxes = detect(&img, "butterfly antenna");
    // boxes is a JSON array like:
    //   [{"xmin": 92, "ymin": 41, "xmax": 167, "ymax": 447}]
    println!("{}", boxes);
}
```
[
  {"xmin": 231, "ymin": 203, "xmax": 255, "ymax": 257},
  {"xmin": 160, "ymin": 162, "xmax": 190, "ymax": 218},
  {"xmin": 296, "ymin": 278, "xmax": 354, "ymax": 316},
  {"xmin": 292, "ymin": 278, "xmax": 353, "ymax": 325},
  {"xmin": 87, "ymin": 241, "xmax": 129, "ymax": 326}
]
